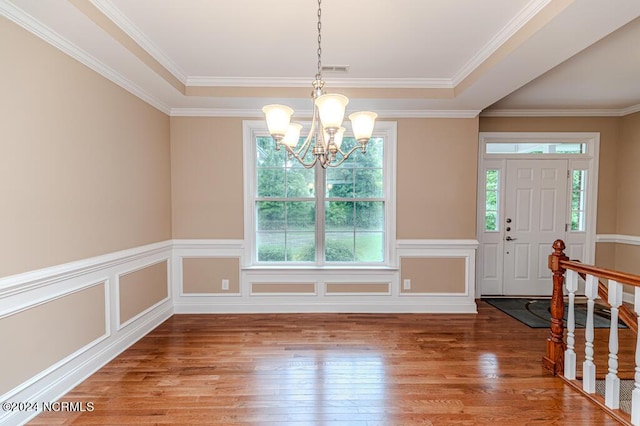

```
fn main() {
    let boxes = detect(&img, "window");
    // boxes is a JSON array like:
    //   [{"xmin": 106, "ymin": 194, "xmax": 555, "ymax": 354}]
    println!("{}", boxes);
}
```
[
  {"xmin": 571, "ymin": 170, "xmax": 587, "ymax": 231},
  {"xmin": 485, "ymin": 169, "xmax": 500, "ymax": 231},
  {"xmin": 244, "ymin": 121, "xmax": 396, "ymax": 266},
  {"xmin": 486, "ymin": 142, "xmax": 585, "ymax": 155}
]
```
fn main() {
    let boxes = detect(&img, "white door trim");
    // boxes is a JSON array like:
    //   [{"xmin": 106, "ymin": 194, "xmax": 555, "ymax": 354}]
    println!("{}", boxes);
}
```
[{"xmin": 476, "ymin": 132, "xmax": 600, "ymax": 297}]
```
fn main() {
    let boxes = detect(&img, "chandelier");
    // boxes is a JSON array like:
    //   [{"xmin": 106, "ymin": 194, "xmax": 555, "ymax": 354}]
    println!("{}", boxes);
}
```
[{"xmin": 262, "ymin": 0, "xmax": 377, "ymax": 169}]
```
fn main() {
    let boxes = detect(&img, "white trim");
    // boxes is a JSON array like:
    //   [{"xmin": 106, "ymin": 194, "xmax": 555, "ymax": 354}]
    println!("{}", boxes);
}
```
[
  {"xmin": 186, "ymin": 76, "xmax": 453, "ymax": 89},
  {"xmin": 480, "ymin": 131, "xmax": 602, "ymax": 147},
  {"xmin": 1, "ymin": 237, "xmax": 482, "ymax": 425},
  {"xmin": 173, "ymin": 299, "xmax": 477, "ymax": 314},
  {"xmin": 396, "ymin": 239, "xmax": 479, "ymax": 250},
  {"xmin": 171, "ymin": 238, "xmax": 477, "ymax": 313},
  {"xmin": 480, "ymin": 106, "xmax": 640, "ymax": 117},
  {"xmin": 396, "ymin": 246, "xmax": 476, "ymax": 299},
  {"xmin": 89, "ymin": 0, "xmax": 188, "ymax": 83},
  {"xmin": 3, "ymin": 303, "xmax": 172, "ymax": 426},
  {"xmin": 452, "ymin": 0, "xmax": 551, "ymax": 85},
  {"xmin": 0, "ymin": 240, "xmax": 172, "ymax": 299},
  {"xmin": 0, "ymin": 0, "xmax": 171, "ymax": 115},
  {"xmin": 597, "ymin": 234, "xmax": 640, "ymax": 245},
  {"xmin": 173, "ymin": 243, "xmax": 245, "ymax": 300},
  {"xmin": 171, "ymin": 108, "xmax": 480, "ymax": 119},
  {"xmin": 173, "ymin": 239, "xmax": 245, "ymax": 251},
  {"xmin": 0, "ymin": 281, "xmax": 110, "ymax": 402},
  {"xmin": 0, "ymin": 242, "xmax": 173, "ymax": 426}
]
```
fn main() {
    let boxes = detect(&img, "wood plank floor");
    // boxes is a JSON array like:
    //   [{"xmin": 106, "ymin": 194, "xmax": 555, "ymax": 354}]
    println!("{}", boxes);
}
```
[{"xmin": 30, "ymin": 301, "xmax": 629, "ymax": 425}]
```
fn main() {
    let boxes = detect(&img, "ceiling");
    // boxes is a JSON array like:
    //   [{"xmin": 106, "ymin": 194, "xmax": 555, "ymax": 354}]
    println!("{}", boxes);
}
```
[{"xmin": 2, "ymin": 0, "xmax": 640, "ymax": 118}]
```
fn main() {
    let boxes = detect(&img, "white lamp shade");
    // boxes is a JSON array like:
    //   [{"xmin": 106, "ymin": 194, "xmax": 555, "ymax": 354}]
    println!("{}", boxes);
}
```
[
  {"xmin": 282, "ymin": 123, "xmax": 302, "ymax": 148},
  {"xmin": 262, "ymin": 104, "xmax": 294, "ymax": 137},
  {"xmin": 349, "ymin": 111, "xmax": 377, "ymax": 141},
  {"xmin": 324, "ymin": 126, "xmax": 345, "ymax": 149},
  {"xmin": 315, "ymin": 94, "xmax": 348, "ymax": 130}
]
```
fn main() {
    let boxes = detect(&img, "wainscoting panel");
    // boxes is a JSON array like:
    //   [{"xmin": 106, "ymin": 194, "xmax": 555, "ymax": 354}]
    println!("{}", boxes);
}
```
[
  {"xmin": 0, "ymin": 241, "xmax": 173, "ymax": 426},
  {"xmin": 173, "ymin": 239, "xmax": 478, "ymax": 314},
  {"xmin": 2, "ymin": 238, "xmax": 479, "ymax": 424}
]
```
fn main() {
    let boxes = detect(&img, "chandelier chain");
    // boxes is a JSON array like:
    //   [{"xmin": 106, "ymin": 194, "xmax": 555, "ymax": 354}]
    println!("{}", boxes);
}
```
[
  {"xmin": 316, "ymin": 0, "xmax": 322, "ymax": 80},
  {"xmin": 261, "ymin": 0, "xmax": 376, "ymax": 169}
]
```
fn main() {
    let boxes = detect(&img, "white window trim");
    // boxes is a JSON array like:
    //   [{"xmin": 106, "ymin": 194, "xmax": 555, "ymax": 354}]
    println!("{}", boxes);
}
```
[{"xmin": 242, "ymin": 120, "xmax": 397, "ymax": 268}]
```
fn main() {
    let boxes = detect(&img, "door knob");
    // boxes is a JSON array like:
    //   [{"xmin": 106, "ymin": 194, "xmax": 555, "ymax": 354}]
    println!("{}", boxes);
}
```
[
  {"xmin": 506, "ymin": 218, "xmax": 512, "ymax": 223},
  {"xmin": 506, "ymin": 236, "xmax": 517, "ymax": 241}
]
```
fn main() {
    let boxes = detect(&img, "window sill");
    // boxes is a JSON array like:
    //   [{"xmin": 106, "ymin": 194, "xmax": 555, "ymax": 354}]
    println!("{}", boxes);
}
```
[{"xmin": 242, "ymin": 265, "xmax": 399, "ymax": 273}]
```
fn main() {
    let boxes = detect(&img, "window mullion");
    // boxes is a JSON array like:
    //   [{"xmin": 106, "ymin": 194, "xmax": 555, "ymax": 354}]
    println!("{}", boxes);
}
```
[{"xmin": 315, "ymin": 164, "xmax": 325, "ymax": 266}]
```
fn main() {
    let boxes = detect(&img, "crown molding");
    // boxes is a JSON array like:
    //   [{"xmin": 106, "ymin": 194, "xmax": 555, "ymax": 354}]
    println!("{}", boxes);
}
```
[
  {"xmin": 451, "ymin": 0, "xmax": 552, "ymax": 85},
  {"xmin": 186, "ymin": 76, "xmax": 454, "ymax": 89},
  {"xmin": 1, "ymin": 0, "xmax": 171, "ymax": 115},
  {"xmin": 480, "ymin": 107, "xmax": 640, "ymax": 117},
  {"xmin": 170, "ymin": 108, "xmax": 480, "ymax": 118},
  {"xmin": 621, "ymin": 103, "xmax": 640, "ymax": 116},
  {"xmin": 89, "ymin": 0, "xmax": 188, "ymax": 83}
]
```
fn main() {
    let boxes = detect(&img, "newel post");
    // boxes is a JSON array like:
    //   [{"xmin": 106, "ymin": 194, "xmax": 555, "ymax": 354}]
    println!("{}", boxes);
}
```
[{"xmin": 543, "ymin": 239, "xmax": 569, "ymax": 375}]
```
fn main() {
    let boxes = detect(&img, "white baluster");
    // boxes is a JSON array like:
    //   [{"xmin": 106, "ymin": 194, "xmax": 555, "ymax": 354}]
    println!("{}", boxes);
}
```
[
  {"xmin": 605, "ymin": 280, "xmax": 622, "ymax": 409},
  {"xmin": 583, "ymin": 274, "xmax": 598, "ymax": 394},
  {"xmin": 564, "ymin": 270, "xmax": 578, "ymax": 380},
  {"xmin": 631, "ymin": 287, "xmax": 640, "ymax": 425}
]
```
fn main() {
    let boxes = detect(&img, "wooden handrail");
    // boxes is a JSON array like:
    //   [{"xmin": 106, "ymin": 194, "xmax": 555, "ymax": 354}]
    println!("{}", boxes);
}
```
[
  {"xmin": 543, "ymin": 239, "xmax": 640, "ymax": 376},
  {"xmin": 561, "ymin": 260, "xmax": 640, "ymax": 287}
]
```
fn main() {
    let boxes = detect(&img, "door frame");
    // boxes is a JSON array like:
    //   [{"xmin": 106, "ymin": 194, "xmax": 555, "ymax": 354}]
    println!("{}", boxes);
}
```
[{"xmin": 476, "ymin": 132, "xmax": 600, "ymax": 297}]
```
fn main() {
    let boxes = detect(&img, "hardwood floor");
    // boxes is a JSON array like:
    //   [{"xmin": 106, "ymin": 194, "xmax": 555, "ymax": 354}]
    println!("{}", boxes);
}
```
[{"xmin": 30, "ymin": 301, "xmax": 627, "ymax": 425}]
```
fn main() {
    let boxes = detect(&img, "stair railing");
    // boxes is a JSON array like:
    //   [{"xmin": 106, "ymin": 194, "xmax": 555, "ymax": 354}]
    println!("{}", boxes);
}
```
[{"xmin": 545, "ymin": 239, "xmax": 640, "ymax": 424}]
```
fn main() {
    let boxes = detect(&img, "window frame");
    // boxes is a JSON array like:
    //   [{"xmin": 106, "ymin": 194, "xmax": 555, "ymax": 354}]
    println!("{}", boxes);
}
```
[{"xmin": 243, "ymin": 120, "xmax": 397, "ymax": 268}]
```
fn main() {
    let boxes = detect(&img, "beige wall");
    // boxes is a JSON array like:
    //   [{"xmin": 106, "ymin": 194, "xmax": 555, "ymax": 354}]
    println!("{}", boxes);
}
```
[
  {"xmin": 396, "ymin": 118, "xmax": 479, "ymax": 239},
  {"xmin": 617, "ymin": 112, "xmax": 640, "ymax": 236},
  {"xmin": 183, "ymin": 257, "xmax": 240, "ymax": 293},
  {"xmin": 170, "ymin": 117, "xmax": 479, "ymax": 295},
  {"xmin": 614, "ymin": 112, "xmax": 640, "ymax": 274},
  {"xmin": 170, "ymin": 117, "xmax": 479, "ymax": 241},
  {"xmin": 0, "ymin": 283, "xmax": 106, "ymax": 395},
  {"xmin": 615, "ymin": 245, "xmax": 640, "ymax": 276},
  {"xmin": 326, "ymin": 283, "xmax": 390, "ymax": 293},
  {"xmin": 170, "ymin": 117, "xmax": 245, "ymax": 239},
  {"xmin": 119, "ymin": 261, "xmax": 169, "ymax": 324},
  {"xmin": 1, "ymin": 18, "xmax": 172, "ymax": 278},
  {"xmin": 400, "ymin": 258, "xmax": 466, "ymax": 293},
  {"xmin": 251, "ymin": 283, "xmax": 316, "ymax": 294}
]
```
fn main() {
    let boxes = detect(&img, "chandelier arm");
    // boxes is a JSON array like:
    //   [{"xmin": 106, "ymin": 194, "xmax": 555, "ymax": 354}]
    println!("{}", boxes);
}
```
[
  {"xmin": 295, "ymin": 103, "xmax": 319, "ymax": 159},
  {"xmin": 327, "ymin": 144, "xmax": 366, "ymax": 168},
  {"xmin": 282, "ymin": 144, "xmax": 319, "ymax": 169}
]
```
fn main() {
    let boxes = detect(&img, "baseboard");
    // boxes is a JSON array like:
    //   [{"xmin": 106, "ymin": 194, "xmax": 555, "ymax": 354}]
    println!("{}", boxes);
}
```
[{"xmin": 174, "ymin": 299, "xmax": 477, "ymax": 314}]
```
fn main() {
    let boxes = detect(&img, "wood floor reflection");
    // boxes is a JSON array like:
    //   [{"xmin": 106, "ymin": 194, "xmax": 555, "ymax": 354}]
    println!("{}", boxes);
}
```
[{"xmin": 30, "ymin": 301, "xmax": 626, "ymax": 425}]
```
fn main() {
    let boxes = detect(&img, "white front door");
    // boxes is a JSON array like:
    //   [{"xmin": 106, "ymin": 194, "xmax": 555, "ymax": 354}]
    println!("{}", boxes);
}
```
[{"xmin": 503, "ymin": 159, "xmax": 568, "ymax": 295}]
